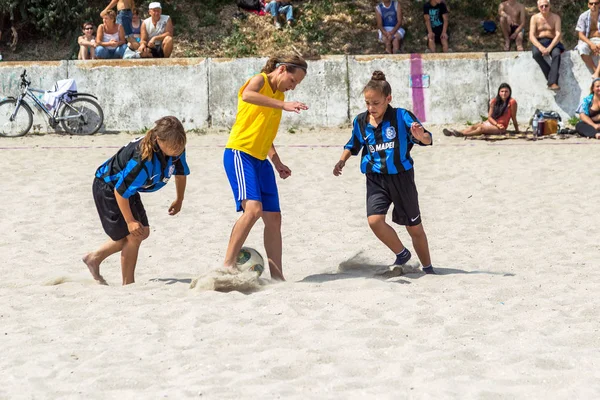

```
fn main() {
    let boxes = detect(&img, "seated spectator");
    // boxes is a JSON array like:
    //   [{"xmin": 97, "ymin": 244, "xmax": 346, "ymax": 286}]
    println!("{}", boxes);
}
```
[
  {"xmin": 375, "ymin": 0, "xmax": 405, "ymax": 54},
  {"xmin": 529, "ymin": 0, "xmax": 564, "ymax": 91},
  {"xmin": 423, "ymin": 0, "xmax": 449, "ymax": 53},
  {"xmin": 101, "ymin": 0, "xmax": 135, "ymax": 40},
  {"xmin": 576, "ymin": 1, "xmax": 600, "ymax": 76},
  {"xmin": 139, "ymin": 2, "xmax": 173, "ymax": 58},
  {"xmin": 78, "ymin": 22, "xmax": 97, "ymax": 60},
  {"xmin": 575, "ymin": 78, "xmax": 600, "ymax": 139},
  {"xmin": 95, "ymin": 10, "xmax": 127, "ymax": 59},
  {"xmin": 499, "ymin": 0, "xmax": 525, "ymax": 51},
  {"xmin": 444, "ymin": 83, "xmax": 519, "ymax": 137},
  {"xmin": 264, "ymin": 0, "xmax": 294, "ymax": 29},
  {"xmin": 127, "ymin": 7, "xmax": 143, "ymax": 51}
]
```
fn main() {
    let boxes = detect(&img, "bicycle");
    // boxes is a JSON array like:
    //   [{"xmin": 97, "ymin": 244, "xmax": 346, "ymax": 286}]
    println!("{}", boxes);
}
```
[{"xmin": 0, "ymin": 69, "xmax": 104, "ymax": 137}]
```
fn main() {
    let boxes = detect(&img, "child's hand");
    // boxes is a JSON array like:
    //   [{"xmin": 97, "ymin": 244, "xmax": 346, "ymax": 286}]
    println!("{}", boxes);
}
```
[
  {"xmin": 411, "ymin": 122, "xmax": 428, "ymax": 142},
  {"xmin": 283, "ymin": 101, "xmax": 308, "ymax": 114},
  {"xmin": 333, "ymin": 160, "xmax": 345, "ymax": 176},
  {"xmin": 168, "ymin": 199, "xmax": 183, "ymax": 215},
  {"xmin": 275, "ymin": 162, "xmax": 292, "ymax": 179},
  {"xmin": 127, "ymin": 220, "xmax": 144, "ymax": 237}
]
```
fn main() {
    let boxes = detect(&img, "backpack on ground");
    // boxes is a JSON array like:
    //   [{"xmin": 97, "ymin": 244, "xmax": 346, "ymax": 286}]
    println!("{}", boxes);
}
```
[{"xmin": 237, "ymin": 0, "xmax": 262, "ymax": 11}]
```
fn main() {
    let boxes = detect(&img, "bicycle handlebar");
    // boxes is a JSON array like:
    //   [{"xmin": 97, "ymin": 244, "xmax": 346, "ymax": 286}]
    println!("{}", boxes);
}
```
[{"xmin": 20, "ymin": 69, "xmax": 31, "ymax": 88}]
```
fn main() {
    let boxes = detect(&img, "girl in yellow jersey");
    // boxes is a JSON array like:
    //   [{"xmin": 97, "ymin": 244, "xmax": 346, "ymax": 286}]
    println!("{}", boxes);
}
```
[{"xmin": 223, "ymin": 54, "xmax": 308, "ymax": 281}]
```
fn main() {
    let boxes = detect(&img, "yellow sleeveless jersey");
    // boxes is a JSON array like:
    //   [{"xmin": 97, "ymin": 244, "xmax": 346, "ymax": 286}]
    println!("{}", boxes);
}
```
[{"xmin": 225, "ymin": 73, "xmax": 284, "ymax": 160}]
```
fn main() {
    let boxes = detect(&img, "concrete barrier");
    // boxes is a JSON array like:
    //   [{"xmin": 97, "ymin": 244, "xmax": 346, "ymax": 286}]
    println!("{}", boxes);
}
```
[
  {"xmin": 349, "ymin": 53, "xmax": 489, "ymax": 125},
  {"xmin": 0, "ymin": 52, "xmax": 592, "ymax": 133},
  {"xmin": 68, "ymin": 58, "xmax": 208, "ymax": 132}
]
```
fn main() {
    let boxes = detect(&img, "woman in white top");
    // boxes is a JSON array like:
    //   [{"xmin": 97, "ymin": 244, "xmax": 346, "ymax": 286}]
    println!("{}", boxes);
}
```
[
  {"xmin": 95, "ymin": 10, "xmax": 128, "ymax": 59},
  {"xmin": 139, "ymin": 2, "xmax": 174, "ymax": 58}
]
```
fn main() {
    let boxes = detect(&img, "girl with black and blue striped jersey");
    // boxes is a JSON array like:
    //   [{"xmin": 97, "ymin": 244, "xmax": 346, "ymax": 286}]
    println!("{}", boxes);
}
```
[
  {"xmin": 83, "ymin": 116, "xmax": 190, "ymax": 285},
  {"xmin": 333, "ymin": 71, "xmax": 437, "ymax": 275}
]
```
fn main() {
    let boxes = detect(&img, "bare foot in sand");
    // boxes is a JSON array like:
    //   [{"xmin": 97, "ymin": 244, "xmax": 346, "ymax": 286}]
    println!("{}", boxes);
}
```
[{"xmin": 82, "ymin": 253, "xmax": 108, "ymax": 285}]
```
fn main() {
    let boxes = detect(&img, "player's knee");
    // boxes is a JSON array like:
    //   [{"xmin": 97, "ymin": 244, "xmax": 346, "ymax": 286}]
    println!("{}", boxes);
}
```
[
  {"xmin": 163, "ymin": 36, "xmax": 173, "ymax": 45},
  {"xmin": 141, "ymin": 227, "xmax": 150, "ymax": 241},
  {"xmin": 407, "ymin": 224, "xmax": 425, "ymax": 238},
  {"xmin": 367, "ymin": 215, "xmax": 385, "ymax": 228},
  {"xmin": 245, "ymin": 208, "xmax": 263, "ymax": 221}
]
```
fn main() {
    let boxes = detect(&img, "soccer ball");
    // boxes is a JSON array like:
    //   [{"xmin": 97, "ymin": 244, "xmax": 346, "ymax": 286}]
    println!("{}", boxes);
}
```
[{"xmin": 236, "ymin": 247, "xmax": 265, "ymax": 276}]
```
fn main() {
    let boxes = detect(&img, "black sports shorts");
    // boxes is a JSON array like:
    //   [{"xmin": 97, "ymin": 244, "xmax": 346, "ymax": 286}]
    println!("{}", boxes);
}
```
[
  {"xmin": 92, "ymin": 178, "xmax": 149, "ymax": 241},
  {"xmin": 366, "ymin": 170, "xmax": 422, "ymax": 226}
]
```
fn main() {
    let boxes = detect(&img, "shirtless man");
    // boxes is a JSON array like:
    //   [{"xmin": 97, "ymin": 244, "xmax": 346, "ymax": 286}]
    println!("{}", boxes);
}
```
[
  {"xmin": 101, "ymin": 0, "xmax": 135, "ymax": 39},
  {"xmin": 576, "ymin": 0, "xmax": 600, "ymax": 75},
  {"xmin": 499, "ymin": 0, "xmax": 526, "ymax": 51},
  {"xmin": 529, "ymin": 0, "xmax": 564, "ymax": 91}
]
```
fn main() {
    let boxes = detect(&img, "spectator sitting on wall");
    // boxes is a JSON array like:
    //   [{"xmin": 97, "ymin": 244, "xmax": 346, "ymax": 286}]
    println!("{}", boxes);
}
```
[
  {"xmin": 139, "ymin": 2, "xmax": 173, "ymax": 58},
  {"xmin": 95, "ymin": 10, "xmax": 128, "ymax": 59},
  {"xmin": 576, "ymin": 0, "xmax": 600, "ymax": 76},
  {"xmin": 575, "ymin": 78, "xmax": 600, "ymax": 139},
  {"xmin": 443, "ymin": 83, "xmax": 519, "ymax": 137},
  {"xmin": 101, "ymin": 0, "xmax": 135, "ymax": 41},
  {"xmin": 78, "ymin": 22, "xmax": 97, "ymax": 60},
  {"xmin": 127, "ymin": 7, "xmax": 143, "ymax": 51},
  {"xmin": 424, "ymin": 0, "xmax": 449, "ymax": 53},
  {"xmin": 264, "ymin": 0, "xmax": 294, "ymax": 30},
  {"xmin": 499, "ymin": 0, "xmax": 525, "ymax": 51},
  {"xmin": 530, "ymin": 0, "xmax": 564, "ymax": 91},
  {"xmin": 375, "ymin": 0, "xmax": 405, "ymax": 54}
]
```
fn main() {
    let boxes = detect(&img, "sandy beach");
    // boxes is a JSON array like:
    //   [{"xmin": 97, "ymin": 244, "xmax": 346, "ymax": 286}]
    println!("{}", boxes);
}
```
[{"xmin": 1, "ymin": 128, "xmax": 599, "ymax": 398}]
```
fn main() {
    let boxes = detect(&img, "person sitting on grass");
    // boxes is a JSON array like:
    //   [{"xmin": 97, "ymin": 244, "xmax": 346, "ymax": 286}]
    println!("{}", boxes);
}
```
[
  {"xmin": 444, "ymin": 83, "xmax": 519, "ymax": 137},
  {"xmin": 423, "ymin": 0, "xmax": 449, "ymax": 53},
  {"xmin": 375, "ymin": 0, "xmax": 405, "ymax": 54},
  {"xmin": 499, "ymin": 0, "xmax": 526, "ymax": 51},
  {"xmin": 264, "ymin": 0, "xmax": 294, "ymax": 29},
  {"xmin": 95, "ymin": 10, "xmax": 128, "ymax": 59},
  {"xmin": 575, "ymin": 77, "xmax": 600, "ymax": 139},
  {"xmin": 139, "ymin": 2, "xmax": 174, "ymax": 58},
  {"xmin": 78, "ymin": 22, "xmax": 97, "ymax": 60}
]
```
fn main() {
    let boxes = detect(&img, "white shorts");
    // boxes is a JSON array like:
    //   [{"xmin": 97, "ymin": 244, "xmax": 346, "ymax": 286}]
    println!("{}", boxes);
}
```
[
  {"xmin": 378, "ymin": 26, "xmax": 405, "ymax": 42},
  {"xmin": 576, "ymin": 37, "xmax": 600, "ymax": 56}
]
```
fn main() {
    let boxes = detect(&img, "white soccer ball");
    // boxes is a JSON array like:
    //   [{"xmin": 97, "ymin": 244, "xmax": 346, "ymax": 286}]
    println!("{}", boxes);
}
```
[{"xmin": 236, "ymin": 247, "xmax": 265, "ymax": 276}]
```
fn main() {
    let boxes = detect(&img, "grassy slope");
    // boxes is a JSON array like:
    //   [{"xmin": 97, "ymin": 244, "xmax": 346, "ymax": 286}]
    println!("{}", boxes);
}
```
[{"xmin": 0, "ymin": 0, "xmax": 584, "ymax": 61}]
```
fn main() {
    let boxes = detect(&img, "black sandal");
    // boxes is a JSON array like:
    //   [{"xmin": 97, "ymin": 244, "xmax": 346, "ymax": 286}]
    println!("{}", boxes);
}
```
[{"xmin": 442, "ymin": 128, "xmax": 453, "ymax": 137}]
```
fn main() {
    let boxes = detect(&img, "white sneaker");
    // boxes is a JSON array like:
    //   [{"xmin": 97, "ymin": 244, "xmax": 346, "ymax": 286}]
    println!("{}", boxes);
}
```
[
  {"xmin": 275, "ymin": 21, "xmax": 282, "ymax": 30},
  {"xmin": 0, "ymin": 54, "xmax": 3, "ymax": 61}
]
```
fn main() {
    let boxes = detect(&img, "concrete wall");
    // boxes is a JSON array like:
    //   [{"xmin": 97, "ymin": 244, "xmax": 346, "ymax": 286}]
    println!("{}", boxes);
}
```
[{"xmin": 0, "ymin": 52, "xmax": 592, "ymax": 133}]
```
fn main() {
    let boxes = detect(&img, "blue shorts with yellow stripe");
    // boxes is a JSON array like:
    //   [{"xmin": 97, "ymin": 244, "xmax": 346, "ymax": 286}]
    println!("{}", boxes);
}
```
[{"xmin": 223, "ymin": 149, "xmax": 280, "ymax": 212}]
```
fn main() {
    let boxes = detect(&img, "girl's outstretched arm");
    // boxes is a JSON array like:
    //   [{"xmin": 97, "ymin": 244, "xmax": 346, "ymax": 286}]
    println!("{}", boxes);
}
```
[
  {"xmin": 169, "ymin": 175, "xmax": 186, "ymax": 215},
  {"xmin": 114, "ymin": 189, "xmax": 144, "ymax": 236},
  {"xmin": 269, "ymin": 145, "xmax": 291, "ymax": 179},
  {"xmin": 333, "ymin": 149, "xmax": 352, "ymax": 176},
  {"xmin": 242, "ymin": 75, "xmax": 308, "ymax": 113}
]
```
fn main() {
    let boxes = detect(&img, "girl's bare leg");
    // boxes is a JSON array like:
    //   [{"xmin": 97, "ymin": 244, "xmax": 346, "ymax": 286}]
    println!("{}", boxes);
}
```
[
  {"xmin": 223, "ymin": 200, "xmax": 262, "ymax": 268},
  {"xmin": 262, "ymin": 211, "xmax": 284, "ymax": 281},
  {"xmin": 120, "ymin": 227, "xmax": 150, "ymax": 285},
  {"xmin": 368, "ymin": 214, "xmax": 405, "ymax": 254},
  {"xmin": 405, "ymin": 223, "xmax": 431, "ymax": 267},
  {"xmin": 82, "ymin": 238, "xmax": 126, "ymax": 284}
]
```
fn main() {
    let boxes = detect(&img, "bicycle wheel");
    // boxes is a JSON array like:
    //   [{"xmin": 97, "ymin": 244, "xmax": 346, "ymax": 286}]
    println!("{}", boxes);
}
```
[
  {"xmin": 0, "ymin": 99, "xmax": 33, "ymax": 137},
  {"xmin": 60, "ymin": 97, "xmax": 104, "ymax": 135}
]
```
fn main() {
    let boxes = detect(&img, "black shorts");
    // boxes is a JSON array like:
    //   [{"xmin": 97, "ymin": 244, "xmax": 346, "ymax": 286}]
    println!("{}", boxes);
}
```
[
  {"xmin": 150, "ymin": 45, "xmax": 164, "ymax": 58},
  {"xmin": 432, "ymin": 25, "xmax": 448, "ymax": 44},
  {"xmin": 92, "ymin": 178, "xmax": 149, "ymax": 241},
  {"xmin": 366, "ymin": 170, "xmax": 422, "ymax": 226}
]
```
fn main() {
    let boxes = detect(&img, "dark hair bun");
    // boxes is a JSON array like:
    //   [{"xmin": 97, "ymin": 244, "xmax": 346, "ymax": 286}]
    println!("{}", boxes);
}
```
[{"xmin": 371, "ymin": 70, "xmax": 386, "ymax": 81}]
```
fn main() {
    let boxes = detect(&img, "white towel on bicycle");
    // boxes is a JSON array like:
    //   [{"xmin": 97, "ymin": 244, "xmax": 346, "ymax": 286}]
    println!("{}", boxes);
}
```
[{"xmin": 42, "ymin": 79, "xmax": 77, "ymax": 111}]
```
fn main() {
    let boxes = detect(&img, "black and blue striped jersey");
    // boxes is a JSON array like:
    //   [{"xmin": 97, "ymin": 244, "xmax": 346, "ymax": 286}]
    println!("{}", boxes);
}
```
[
  {"xmin": 344, "ymin": 106, "xmax": 432, "ymax": 174},
  {"xmin": 95, "ymin": 137, "xmax": 190, "ymax": 199}
]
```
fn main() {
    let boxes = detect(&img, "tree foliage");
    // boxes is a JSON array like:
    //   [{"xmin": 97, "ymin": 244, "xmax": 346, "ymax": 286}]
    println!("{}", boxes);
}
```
[{"xmin": 0, "ymin": 0, "xmax": 102, "ymax": 36}]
